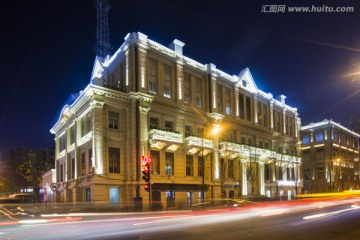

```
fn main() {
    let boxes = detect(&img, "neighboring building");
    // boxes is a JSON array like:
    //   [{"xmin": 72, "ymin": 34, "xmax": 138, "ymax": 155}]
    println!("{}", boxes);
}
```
[
  {"xmin": 301, "ymin": 119, "xmax": 360, "ymax": 193},
  {"xmin": 50, "ymin": 32, "xmax": 301, "ymax": 209},
  {"xmin": 42, "ymin": 169, "xmax": 56, "ymax": 203},
  {"xmin": 0, "ymin": 146, "xmax": 55, "ymax": 192}
]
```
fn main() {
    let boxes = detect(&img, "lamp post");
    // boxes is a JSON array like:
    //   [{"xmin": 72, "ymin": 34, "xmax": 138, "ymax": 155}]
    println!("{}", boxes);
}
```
[{"xmin": 201, "ymin": 121, "xmax": 220, "ymax": 202}]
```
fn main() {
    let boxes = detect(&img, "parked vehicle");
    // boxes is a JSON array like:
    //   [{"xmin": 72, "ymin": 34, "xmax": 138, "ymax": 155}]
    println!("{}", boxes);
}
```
[{"xmin": 0, "ymin": 193, "xmax": 34, "ymax": 203}]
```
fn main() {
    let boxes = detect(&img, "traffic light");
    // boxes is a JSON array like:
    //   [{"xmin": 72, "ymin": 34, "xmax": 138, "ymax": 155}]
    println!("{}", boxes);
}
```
[
  {"xmin": 144, "ymin": 183, "xmax": 150, "ymax": 192},
  {"xmin": 142, "ymin": 164, "xmax": 150, "ymax": 182}
]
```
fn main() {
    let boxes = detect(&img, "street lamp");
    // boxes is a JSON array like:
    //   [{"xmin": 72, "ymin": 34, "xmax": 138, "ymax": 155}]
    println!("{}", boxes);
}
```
[{"xmin": 201, "ymin": 121, "xmax": 220, "ymax": 202}]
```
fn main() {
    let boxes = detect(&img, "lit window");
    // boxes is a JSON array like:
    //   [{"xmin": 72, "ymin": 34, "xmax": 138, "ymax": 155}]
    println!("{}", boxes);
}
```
[
  {"xmin": 302, "ymin": 136, "xmax": 310, "ymax": 144},
  {"xmin": 165, "ymin": 152, "xmax": 174, "ymax": 175},
  {"xmin": 315, "ymin": 132, "xmax": 324, "ymax": 142},
  {"xmin": 163, "ymin": 64, "xmax": 172, "ymax": 98},
  {"xmin": 148, "ymin": 58, "xmax": 157, "ymax": 94},
  {"xmin": 150, "ymin": 150, "xmax": 160, "ymax": 174}
]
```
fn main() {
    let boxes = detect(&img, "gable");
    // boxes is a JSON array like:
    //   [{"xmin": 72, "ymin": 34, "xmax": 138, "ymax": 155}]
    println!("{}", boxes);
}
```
[{"xmin": 236, "ymin": 68, "xmax": 258, "ymax": 94}]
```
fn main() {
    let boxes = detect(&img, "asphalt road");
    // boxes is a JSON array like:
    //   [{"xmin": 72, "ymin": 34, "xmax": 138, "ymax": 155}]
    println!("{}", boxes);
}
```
[{"xmin": 1, "ymin": 198, "xmax": 360, "ymax": 240}]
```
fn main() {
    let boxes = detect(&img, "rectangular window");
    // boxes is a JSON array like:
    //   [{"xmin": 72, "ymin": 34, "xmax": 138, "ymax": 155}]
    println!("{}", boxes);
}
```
[
  {"xmin": 257, "ymin": 102, "xmax": 262, "ymax": 125},
  {"xmin": 278, "ymin": 166, "xmax": 283, "ymax": 180},
  {"xmin": 109, "ymin": 147, "xmax": 120, "ymax": 173},
  {"xmin": 198, "ymin": 156, "xmax": 204, "ymax": 177},
  {"xmin": 239, "ymin": 93, "xmax": 245, "ymax": 119},
  {"xmin": 109, "ymin": 111, "xmax": 119, "ymax": 129},
  {"xmin": 303, "ymin": 136, "xmax": 310, "ymax": 144},
  {"xmin": 228, "ymin": 159, "xmax": 234, "ymax": 178},
  {"xmin": 263, "ymin": 103, "xmax": 268, "ymax": 127},
  {"xmin": 197, "ymin": 128, "xmax": 203, "ymax": 137},
  {"xmin": 86, "ymin": 112, "xmax": 91, "ymax": 133},
  {"xmin": 60, "ymin": 163, "xmax": 64, "ymax": 182},
  {"xmin": 69, "ymin": 126, "xmax": 75, "ymax": 145},
  {"xmin": 186, "ymin": 155, "xmax": 193, "ymax": 176},
  {"xmin": 246, "ymin": 96, "xmax": 251, "ymax": 121},
  {"xmin": 88, "ymin": 148, "xmax": 93, "ymax": 174},
  {"xmin": 315, "ymin": 132, "xmax": 324, "ymax": 142},
  {"xmin": 217, "ymin": 84, "xmax": 223, "ymax": 113},
  {"xmin": 185, "ymin": 125, "xmax": 192, "ymax": 137},
  {"xmin": 59, "ymin": 134, "xmax": 66, "ymax": 152},
  {"xmin": 165, "ymin": 152, "xmax": 174, "ymax": 175},
  {"xmin": 187, "ymin": 192, "xmax": 192, "ymax": 206},
  {"xmin": 119, "ymin": 62, "xmax": 126, "ymax": 91},
  {"xmin": 81, "ymin": 152, "xmax": 86, "ymax": 175},
  {"xmin": 291, "ymin": 168, "xmax": 295, "ymax": 181},
  {"xmin": 274, "ymin": 110, "xmax": 281, "ymax": 133},
  {"xmin": 71, "ymin": 158, "xmax": 75, "ymax": 179},
  {"xmin": 150, "ymin": 150, "xmax": 160, "ymax": 174},
  {"xmin": 195, "ymin": 77, "xmax": 202, "ymax": 108},
  {"xmin": 149, "ymin": 117, "xmax": 159, "ymax": 129},
  {"xmin": 286, "ymin": 168, "xmax": 290, "ymax": 180},
  {"xmin": 225, "ymin": 87, "xmax": 231, "ymax": 115},
  {"xmin": 184, "ymin": 73, "xmax": 191, "ymax": 104},
  {"xmin": 163, "ymin": 64, "xmax": 172, "ymax": 98},
  {"xmin": 148, "ymin": 58, "xmax": 158, "ymax": 94},
  {"xmin": 317, "ymin": 166, "xmax": 325, "ymax": 179},
  {"xmin": 81, "ymin": 112, "xmax": 92, "ymax": 137},
  {"xmin": 164, "ymin": 121, "xmax": 173, "ymax": 131},
  {"xmin": 166, "ymin": 191, "xmax": 175, "ymax": 208}
]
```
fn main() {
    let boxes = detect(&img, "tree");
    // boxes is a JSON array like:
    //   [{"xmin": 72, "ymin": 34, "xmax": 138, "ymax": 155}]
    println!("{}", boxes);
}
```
[
  {"xmin": 16, "ymin": 150, "xmax": 50, "ymax": 202},
  {"xmin": 246, "ymin": 145, "xmax": 259, "ymax": 195},
  {"xmin": 0, "ymin": 175, "xmax": 18, "ymax": 197}
]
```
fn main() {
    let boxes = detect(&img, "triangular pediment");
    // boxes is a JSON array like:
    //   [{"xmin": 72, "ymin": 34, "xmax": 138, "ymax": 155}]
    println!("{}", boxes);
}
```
[
  {"xmin": 236, "ymin": 68, "xmax": 258, "ymax": 94},
  {"xmin": 90, "ymin": 56, "xmax": 105, "ymax": 83}
]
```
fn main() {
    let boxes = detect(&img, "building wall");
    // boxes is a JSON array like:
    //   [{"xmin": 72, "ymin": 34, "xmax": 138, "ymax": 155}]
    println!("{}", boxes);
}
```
[
  {"xmin": 51, "ymin": 32, "xmax": 302, "ymax": 208},
  {"xmin": 301, "ymin": 120, "xmax": 360, "ymax": 193}
]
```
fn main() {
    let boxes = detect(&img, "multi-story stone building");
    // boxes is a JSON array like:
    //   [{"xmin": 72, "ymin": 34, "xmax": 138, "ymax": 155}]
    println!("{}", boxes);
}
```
[
  {"xmin": 50, "ymin": 32, "xmax": 301, "ymax": 209},
  {"xmin": 301, "ymin": 120, "xmax": 360, "ymax": 193}
]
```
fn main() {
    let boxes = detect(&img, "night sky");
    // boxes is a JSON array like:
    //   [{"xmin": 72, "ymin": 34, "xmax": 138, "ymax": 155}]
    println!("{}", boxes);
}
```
[{"xmin": 1, "ymin": 0, "xmax": 360, "ymax": 150}]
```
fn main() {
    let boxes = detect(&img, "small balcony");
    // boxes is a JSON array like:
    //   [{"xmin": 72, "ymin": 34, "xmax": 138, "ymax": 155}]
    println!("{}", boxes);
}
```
[
  {"xmin": 149, "ymin": 129, "xmax": 183, "ymax": 151},
  {"xmin": 219, "ymin": 142, "xmax": 242, "ymax": 159},
  {"xmin": 185, "ymin": 136, "xmax": 214, "ymax": 155}
]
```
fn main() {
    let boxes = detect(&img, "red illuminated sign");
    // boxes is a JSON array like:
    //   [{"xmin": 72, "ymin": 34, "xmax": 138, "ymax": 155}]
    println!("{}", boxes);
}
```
[{"xmin": 141, "ymin": 155, "xmax": 152, "ymax": 165}]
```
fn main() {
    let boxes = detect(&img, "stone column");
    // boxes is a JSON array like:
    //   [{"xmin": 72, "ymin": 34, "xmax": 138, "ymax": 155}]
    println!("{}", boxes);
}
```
[
  {"xmin": 242, "ymin": 159, "xmax": 248, "ymax": 196},
  {"xmin": 139, "ymin": 106, "xmax": 150, "ymax": 157},
  {"xmin": 259, "ymin": 162, "xmax": 265, "ymax": 195},
  {"xmin": 91, "ymin": 99, "xmax": 105, "ymax": 175}
]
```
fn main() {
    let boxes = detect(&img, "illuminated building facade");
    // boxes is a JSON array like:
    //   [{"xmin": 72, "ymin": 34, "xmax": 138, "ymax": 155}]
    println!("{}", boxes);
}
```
[
  {"xmin": 50, "ymin": 32, "xmax": 301, "ymax": 208},
  {"xmin": 301, "ymin": 120, "xmax": 360, "ymax": 193}
]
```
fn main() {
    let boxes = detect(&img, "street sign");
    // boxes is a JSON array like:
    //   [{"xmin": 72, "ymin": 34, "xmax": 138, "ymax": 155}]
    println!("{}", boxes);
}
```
[{"xmin": 50, "ymin": 183, "xmax": 58, "ymax": 191}]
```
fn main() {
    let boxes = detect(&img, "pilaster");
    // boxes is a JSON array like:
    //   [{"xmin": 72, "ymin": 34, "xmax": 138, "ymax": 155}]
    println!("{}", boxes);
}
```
[
  {"xmin": 91, "ymin": 99, "xmax": 105, "ymax": 175},
  {"xmin": 241, "ymin": 159, "xmax": 248, "ymax": 195},
  {"xmin": 259, "ymin": 162, "xmax": 265, "ymax": 195}
]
